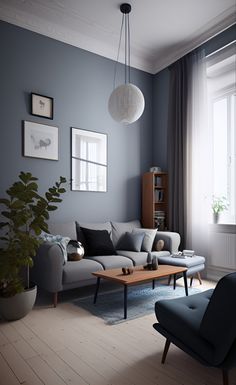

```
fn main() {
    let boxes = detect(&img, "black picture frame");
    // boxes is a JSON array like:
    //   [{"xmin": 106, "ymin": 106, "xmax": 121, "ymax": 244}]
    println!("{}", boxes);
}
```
[{"xmin": 31, "ymin": 93, "xmax": 54, "ymax": 119}]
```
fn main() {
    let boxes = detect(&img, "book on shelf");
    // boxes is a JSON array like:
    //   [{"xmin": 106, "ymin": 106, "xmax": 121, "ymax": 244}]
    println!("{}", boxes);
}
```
[
  {"xmin": 155, "ymin": 189, "xmax": 164, "ymax": 202},
  {"xmin": 155, "ymin": 176, "xmax": 162, "ymax": 186}
]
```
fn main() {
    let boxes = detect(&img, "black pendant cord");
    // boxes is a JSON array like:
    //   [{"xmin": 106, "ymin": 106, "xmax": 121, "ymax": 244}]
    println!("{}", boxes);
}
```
[
  {"xmin": 113, "ymin": 3, "xmax": 132, "ymax": 89},
  {"xmin": 113, "ymin": 14, "xmax": 124, "ymax": 90},
  {"xmin": 128, "ymin": 13, "xmax": 131, "ymax": 84},
  {"xmin": 124, "ymin": 13, "xmax": 131, "ymax": 84}
]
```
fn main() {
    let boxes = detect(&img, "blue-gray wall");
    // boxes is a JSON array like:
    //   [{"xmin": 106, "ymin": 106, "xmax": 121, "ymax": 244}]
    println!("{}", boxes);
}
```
[
  {"xmin": 153, "ymin": 24, "xmax": 236, "ymax": 170},
  {"xmin": 0, "ymin": 21, "xmax": 153, "ymax": 223}
]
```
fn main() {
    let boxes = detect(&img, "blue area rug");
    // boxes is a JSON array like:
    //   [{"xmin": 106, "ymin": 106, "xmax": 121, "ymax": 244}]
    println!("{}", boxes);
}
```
[{"xmin": 72, "ymin": 283, "xmax": 201, "ymax": 325}]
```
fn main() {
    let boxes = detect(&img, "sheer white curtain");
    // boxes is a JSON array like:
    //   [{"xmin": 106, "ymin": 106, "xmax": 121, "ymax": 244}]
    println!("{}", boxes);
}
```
[{"xmin": 185, "ymin": 51, "xmax": 212, "ymax": 258}]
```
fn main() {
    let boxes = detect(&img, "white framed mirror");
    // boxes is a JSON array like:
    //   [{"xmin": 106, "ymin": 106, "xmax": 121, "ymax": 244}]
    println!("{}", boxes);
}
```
[{"xmin": 71, "ymin": 127, "xmax": 107, "ymax": 192}]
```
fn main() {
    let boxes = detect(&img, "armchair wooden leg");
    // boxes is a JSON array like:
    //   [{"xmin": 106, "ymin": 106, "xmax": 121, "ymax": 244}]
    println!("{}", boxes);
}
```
[
  {"xmin": 53, "ymin": 292, "xmax": 58, "ymax": 307},
  {"xmin": 190, "ymin": 277, "xmax": 193, "ymax": 287},
  {"xmin": 161, "ymin": 339, "xmax": 171, "ymax": 364},
  {"xmin": 222, "ymin": 369, "xmax": 228, "ymax": 385}
]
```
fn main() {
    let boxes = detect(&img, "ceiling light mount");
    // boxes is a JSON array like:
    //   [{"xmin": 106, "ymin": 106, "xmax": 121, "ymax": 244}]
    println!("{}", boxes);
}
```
[
  {"xmin": 108, "ymin": 2, "xmax": 145, "ymax": 124},
  {"xmin": 120, "ymin": 3, "xmax": 131, "ymax": 14}
]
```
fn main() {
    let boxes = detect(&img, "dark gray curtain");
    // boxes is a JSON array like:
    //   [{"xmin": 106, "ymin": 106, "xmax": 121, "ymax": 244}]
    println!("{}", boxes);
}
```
[{"xmin": 167, "ymin": 55, "xmax": 192, "ymax": 248}]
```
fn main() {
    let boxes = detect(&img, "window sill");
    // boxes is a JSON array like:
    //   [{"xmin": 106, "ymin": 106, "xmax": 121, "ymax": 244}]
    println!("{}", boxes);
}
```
[{"xmin": 209, "ymin": 223, "xmax": 236, "ymax": 234}]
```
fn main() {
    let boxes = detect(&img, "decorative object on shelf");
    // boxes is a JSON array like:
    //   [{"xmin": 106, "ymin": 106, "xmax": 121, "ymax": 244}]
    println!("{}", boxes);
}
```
[
  {"xmin": 211, "ymin": 195, "xmax": 228, "ymax": 224},
  {"xmin": 23, "ymin": 120, "xmax": 58, "ymax": 160},
  {"xmin": 150, "ymin": 166, "xmax": 162, "ymax": 173},
  {"xmin": 71, "ymin": 127, "xmax": 107, "ymax": 192},
  {"xmin": 0, "ymin": 172, "xmax": 66, "ymax": 320},
  {"xmin": 31, "ymin": 93, "xmax": 53, "ymax": 119},
  {"xmin": 108, "ymin": 3, "xmax": 145, "ymax": 124}
]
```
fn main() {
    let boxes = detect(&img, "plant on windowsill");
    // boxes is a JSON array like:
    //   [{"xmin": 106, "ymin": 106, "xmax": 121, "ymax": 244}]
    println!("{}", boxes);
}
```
[
  {"xmin": 211, "ymin": 195, "xmax": 228, "ymax": 224},
  {"xmin": 0, "ymin": 171, "xmax": 66, "ymax": 321}
]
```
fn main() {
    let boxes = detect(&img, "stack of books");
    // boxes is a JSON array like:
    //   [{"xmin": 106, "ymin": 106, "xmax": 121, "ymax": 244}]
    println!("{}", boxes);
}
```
[
  {"xmin": 182, "ymin": 249, "xmax": 195, "ymax": 257},
  {"xmin": 154, "ymin": 210, "xmax": 166, "ymax": 230}
]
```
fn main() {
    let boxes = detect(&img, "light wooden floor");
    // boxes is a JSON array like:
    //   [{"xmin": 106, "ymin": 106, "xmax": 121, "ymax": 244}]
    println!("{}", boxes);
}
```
[{"xmin": 0, "ymin": 278, "xmax": 235, "ymax": 385}]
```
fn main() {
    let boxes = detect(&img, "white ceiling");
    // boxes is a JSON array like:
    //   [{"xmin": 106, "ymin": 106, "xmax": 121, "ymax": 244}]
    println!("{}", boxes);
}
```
[{"xmin": 0, "ymin": 0, "xmax": 235, "ymax": 74}]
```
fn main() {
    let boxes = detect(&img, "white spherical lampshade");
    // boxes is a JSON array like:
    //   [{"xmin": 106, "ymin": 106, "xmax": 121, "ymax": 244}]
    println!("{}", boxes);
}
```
[{"xmin": 108, "ymin": 83, "xmax": 145, "ymax": 124}]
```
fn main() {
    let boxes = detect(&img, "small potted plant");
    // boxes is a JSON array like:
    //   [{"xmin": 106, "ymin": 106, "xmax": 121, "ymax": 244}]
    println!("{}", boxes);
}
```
[
  {"xmin": 0, "ymin": 171, "xmax": 66, "ymax": 321},
  {"xmin": 212, "ymin": 195, "xmax": 228, "ymax": 224}
]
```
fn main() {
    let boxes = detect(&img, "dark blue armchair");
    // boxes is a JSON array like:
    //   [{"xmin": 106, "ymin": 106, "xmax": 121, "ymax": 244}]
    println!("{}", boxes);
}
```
[{"xmin": 153, "ymin": 272, "xmax": 236, "ymax": 385}]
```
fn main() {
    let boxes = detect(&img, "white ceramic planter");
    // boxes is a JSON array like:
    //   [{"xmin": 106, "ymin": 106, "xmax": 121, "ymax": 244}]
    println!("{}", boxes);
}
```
[{"xmin": 0, "ymin": 285, "xmax": 37, "ymax": 321}]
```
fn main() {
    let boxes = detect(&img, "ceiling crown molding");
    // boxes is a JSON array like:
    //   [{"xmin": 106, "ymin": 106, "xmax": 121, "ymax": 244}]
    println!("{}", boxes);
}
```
[{"xmin": 152, "ymin": 7, "xmax": 236, "ymax": 74}]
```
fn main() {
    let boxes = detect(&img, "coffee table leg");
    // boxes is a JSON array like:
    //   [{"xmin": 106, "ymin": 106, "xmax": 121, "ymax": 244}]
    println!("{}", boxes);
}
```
[
  {"xmin": 183, "ymin": 271, "xmax": 188, "ymax": 296},
  {"xmin": 173, "ymin": 274, "xmax": 176, "ymax": 290},
  {"xmin": 124, "ymin": 285, "xmax": 127, "ymax": 319},
  {"xmin": 152, "ymin": 279, "xmax": 155, "ymax": 289},
  {"xmin": 94, "ymin": 277, "xmax": 101, "ymax": 304}
]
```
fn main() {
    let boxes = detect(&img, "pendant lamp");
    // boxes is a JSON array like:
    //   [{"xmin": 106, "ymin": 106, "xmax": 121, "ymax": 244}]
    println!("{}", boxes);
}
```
[{"xmin": 108, "ymin": 3, "xmax": 145, "ymax": 124}]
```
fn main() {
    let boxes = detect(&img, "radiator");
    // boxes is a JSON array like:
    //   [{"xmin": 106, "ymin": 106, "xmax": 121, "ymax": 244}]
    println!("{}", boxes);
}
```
[{"xmin": 207, "ymin": 224, "xmax": 236, "ymax": 281}]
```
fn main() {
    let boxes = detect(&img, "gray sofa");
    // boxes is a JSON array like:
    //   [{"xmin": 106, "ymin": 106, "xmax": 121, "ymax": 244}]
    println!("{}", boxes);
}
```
[{"xmin": 31, "ymin": 220, "xmax": 204, "ymax": 306}]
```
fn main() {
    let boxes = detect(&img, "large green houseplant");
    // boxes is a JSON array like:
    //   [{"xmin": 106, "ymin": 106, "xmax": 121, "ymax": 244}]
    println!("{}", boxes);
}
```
[{"xmin": 0, "ymin": 172, "xmax": 66, "ymax": 320}]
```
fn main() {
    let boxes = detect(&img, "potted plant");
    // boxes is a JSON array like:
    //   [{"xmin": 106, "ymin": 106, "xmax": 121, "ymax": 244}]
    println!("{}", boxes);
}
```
[
  {"xmin": 212, "ymin": 195, "xmax": 228, "ymax": 224},
  {"xmin": 0, "ymin": 171, "xmax": 66, "ymax": 321}
]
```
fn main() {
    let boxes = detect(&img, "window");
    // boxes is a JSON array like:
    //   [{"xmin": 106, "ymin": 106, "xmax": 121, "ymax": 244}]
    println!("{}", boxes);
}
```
[{"xmin": 206, "ymin": 43, "xmax": 236, "ymax": 223}]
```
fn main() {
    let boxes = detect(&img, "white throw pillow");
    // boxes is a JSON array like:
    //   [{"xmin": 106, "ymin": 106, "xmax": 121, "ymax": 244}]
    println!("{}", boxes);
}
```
[{"xmin": 132, "ymin": 228, "xmax": 157, "ymax": 252}]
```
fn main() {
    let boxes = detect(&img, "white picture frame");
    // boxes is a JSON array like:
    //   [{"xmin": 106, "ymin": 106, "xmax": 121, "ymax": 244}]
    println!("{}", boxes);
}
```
[{"xmin": 23, "ymin": 121, "xmax": 58, "ymax": 160}]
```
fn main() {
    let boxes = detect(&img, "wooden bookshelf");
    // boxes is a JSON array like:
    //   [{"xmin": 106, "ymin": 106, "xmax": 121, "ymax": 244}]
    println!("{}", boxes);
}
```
[{"xmin": 142, "ymin": 171, "xmax": 168, "ymax": 229}]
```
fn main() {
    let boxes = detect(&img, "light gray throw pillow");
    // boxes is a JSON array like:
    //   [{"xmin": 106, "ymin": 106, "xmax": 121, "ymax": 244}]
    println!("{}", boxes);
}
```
[{"xmin": 132, "ymin": 228, "xmax": 157, "ymax": 252}]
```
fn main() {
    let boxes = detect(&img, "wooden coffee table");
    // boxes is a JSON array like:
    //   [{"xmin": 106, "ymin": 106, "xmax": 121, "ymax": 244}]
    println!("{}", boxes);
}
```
[{"xmin": 92, "ymin": 265, "xmax": 188, "ymax": 319}]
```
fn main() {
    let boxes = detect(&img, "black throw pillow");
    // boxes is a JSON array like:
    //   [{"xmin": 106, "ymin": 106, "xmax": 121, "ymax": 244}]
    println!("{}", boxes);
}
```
[
  {"xmin": 81, "ymin": 227, "xmax": 116, "ymax": 256},
  {"xmin": 116, "ymin": 231, "xmax": 145, "ymax": 252}
]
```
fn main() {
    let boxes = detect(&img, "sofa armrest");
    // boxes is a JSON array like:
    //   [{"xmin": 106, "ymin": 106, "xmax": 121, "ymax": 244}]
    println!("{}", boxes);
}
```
[
  {"xmin": 31, "ymin": 242, "xmax": 64, "ymax": 293},
  {"xmin": 154, "ymin": 231, "xmax": 180, "ymax": 254}
]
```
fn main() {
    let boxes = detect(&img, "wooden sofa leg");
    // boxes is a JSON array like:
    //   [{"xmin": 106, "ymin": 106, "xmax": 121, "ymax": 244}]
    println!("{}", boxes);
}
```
[
  {"xmin": 53, "ymin": 292, "xmax": 58, "ymax": 307},
  {"xmin": 161, "ymin": 339, "xmax": 171, "ymax": 364},
  {"xmin": 222, "ymin": 369, "xmax": 228, "ymax": 385}
]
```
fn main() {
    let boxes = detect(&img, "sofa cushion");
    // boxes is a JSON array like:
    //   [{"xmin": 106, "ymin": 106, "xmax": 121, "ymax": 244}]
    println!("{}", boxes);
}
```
[
  {"xmin": 78, "ymin": 221, "xmax": 112, "ymax": 234},
  {"xmin": 116, "ymin": 232, "xmax": 145, "ymax": 252},
  {"xmin": 81, "ymin": 227, "xmax": 116, "ymax": 256},
  {"xmin": 111, "ymin": 220, "xmax": 141, "ymax": 247},
  {"xmin": 86, "ymin": 255, "xmax": 133, "ymax": 269},
  {"xmin": 116, "ymin": 250, "xmax": 148, "ymax": 266},
  {"xmin": 63, "ymin": 259, "xmax": 103, "ymax": 284},
  {"xmin": 132, "ymin": 228, "xmax": 157, "ymax": 252},
  {"xmin": 48, "ymin": 221, "xmax": 77, "ymax": 240}
]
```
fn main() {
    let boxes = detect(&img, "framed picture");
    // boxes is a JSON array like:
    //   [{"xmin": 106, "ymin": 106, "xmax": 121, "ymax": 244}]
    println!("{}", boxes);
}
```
[
  {"xmin": 31, "ymin": 93, "xmax": 54, "ymax": 119},
  {"xmin": 71, "ymin": 127, "xmax": 107, "ymax": 192},
  {"xmin": 23, "ymin": 121, "xmax": 58, "ymax": 160}
]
